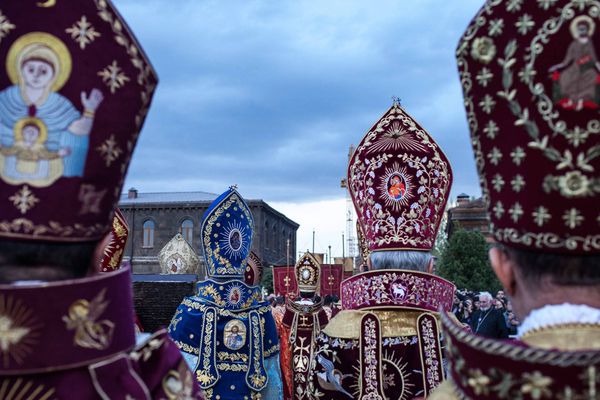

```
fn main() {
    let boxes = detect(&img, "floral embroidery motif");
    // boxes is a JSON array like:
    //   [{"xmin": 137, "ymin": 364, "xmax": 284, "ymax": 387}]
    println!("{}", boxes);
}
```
[
  {"xmin": 63, "ymin": 288, "xmax": 114, "ymax": 350},
  {"xmin": 359, "ymin": 313, "xmax": 384, "ymax": 400},
  {"xmin": 341, "ymin": 270, "xmax": 454, "ymax": 313},
  {"xmin": 471, "ymin": 37, "xmax": 496, "ymax": 64},
  {"xmin": 246, "ymin": 311, "xmax": 267, "ymax": 390},
  {"xmin": 9, "ymin": 185, "xmax": 38, "ymax": 214},
  {"xmin": 456, "ymin": 1, "xmax": 600, "ymax": 253},
  {"xmin": 66, "ymin": 15, "xmax": 101, "ymax": 49},
  {"xmin": 195, "ymin": 281, "xmax": 262, "ymax": 310},
  {"xmin": 98, "ymin": 60, "xmax": 129, "ymax": 94},
  {"xmin": 195, "ymin": 308, "xmax": 218, "ymax": 388},
  {"xmin": 96, "ymin": 134, "xmax": 122, "ymax": 167},
  {"xmin": 442, "ymin": 310, "xmax": 600, "ymax": 400},
  {"xmin": 417, "ymin": 313, "xmax": 444, "ymax": 396},
  {"xmin": 348, "ymin": 102, "xmax": 451, "ymax": 252}
]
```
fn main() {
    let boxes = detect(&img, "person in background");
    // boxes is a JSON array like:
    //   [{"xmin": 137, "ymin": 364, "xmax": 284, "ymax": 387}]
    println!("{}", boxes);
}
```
[
  {"xmin": 469, "ymin": 292, "xmax": 508, "ymax": 339},
  {"xmin": 431, "ymin": 2, "xmax": 600, "ymax": 398},
  {"xmin": 310, "ymin": 100, "xmax": 455, "ymax": 399}
]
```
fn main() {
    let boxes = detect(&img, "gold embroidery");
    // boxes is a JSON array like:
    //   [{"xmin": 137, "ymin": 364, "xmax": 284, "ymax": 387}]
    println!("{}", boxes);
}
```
[
  {"xmin": 180, "ymin": 297, "xmax": 271, "ymax": 318},
  {"xmin": 0, "ymin": 10, "xmax": 15, "ymax": 43},
  {"xmin": 9, "ymin": 185, "xmax": 38, "ymax": 215},
  {"xmin": 0, "ymin": 378, "xmax": 56, "ymax": 399},
  {"xmin": 97, "ymin": 134, "xmax": 122, "ymax": 167},
  {"xmin": 78, "ymin": 184, "xmax": 107, "ymax": 215},
  {"xmin": 202, "ymin": 194, "xmax": 253, "ymax": 276},
  {"xmin": 247, "ymin": 311, "xmax": 267, "ymax": 390},
  {"xmin": 63, "ymin": 288, "xmax": 115, "ymax": 350},
  {"xmin": 98, "ymin": 60, "xmax": 130, "ymax": 94},
  {"xmin": 0, "ymin": 295, "xmax": 41, "ymax": 368},
  {"xmin": 521, "ymin": 323, "xmax": 600, "ymax": 351},
  {"xmin": 196, "ymin": 309, "xmax": 218, "ymax": 387},
  {"xmin": 162, "ymin": 360, "xmax": 196, "ymax": 400},
  {"xmin": 131, "ymin": 336, "xmax": 165, "ymax": 362},
  {"xmin": 172, "ymin": 340, "xmax": 198, "ymax": 355},
  {"xmin": 218, "ymin": 351, "xmax": 248, "ymax": 363},
  {"xmin": 66, "ymin": 15, "xmax": 101, "ymax": 50},
  {"xmin": 217, "ymin": 363, "xmax": 247, "ymax": 372},
  {"xmin": 323, "ymin": 309, "xmax": 427, "ymax": 339}
]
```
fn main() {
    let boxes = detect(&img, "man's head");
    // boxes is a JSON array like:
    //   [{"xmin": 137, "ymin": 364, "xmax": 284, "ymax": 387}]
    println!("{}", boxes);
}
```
[
  {"xmin": 368, "ymin": 250, "xmax": 434, "ymax": 273},
  {"xmin": 489, "ymin": 245, "xmax": 600, "ymax": 320},
  {"xmin": 496, "ymin": 290, "xmax": 504, "ymax": 300},
  {"xmin": 478, "ymin": 292, "xmax": 493, "ymax": 311}
]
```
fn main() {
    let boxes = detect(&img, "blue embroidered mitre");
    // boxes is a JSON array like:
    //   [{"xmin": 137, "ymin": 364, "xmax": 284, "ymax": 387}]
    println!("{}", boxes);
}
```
[{"xmin": 202, "ymin": 187, "xmax": 254, "ymax": 279}]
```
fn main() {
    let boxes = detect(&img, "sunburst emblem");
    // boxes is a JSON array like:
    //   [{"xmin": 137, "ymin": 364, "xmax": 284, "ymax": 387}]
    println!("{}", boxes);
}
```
[
  {"xmin": 350, "ymin": 351, "xmax": 416, "ymax": 400},
  {"xmin": 382, "ymin": 351, "xmax": 416, "ymax": 400},
  {"xmin": 0, "ymin": 295, "xmax": 42, "ymax": 368},
  {"xmin": 219, "ymin": 220, "xmax": 249, "ymax": 261},
  {"xmin": 377, "ymin": 163, "xmax": 414, "ymax": 211},
  {"xmin": 367, "ymin": 121, "xmax": 426, "ymax": 154}
]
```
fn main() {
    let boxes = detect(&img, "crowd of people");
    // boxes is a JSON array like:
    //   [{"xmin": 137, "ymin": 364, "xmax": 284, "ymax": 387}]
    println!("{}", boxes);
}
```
[{"xmin": 452, "ymin": 289, "xmax": 520, "ymax": 338}]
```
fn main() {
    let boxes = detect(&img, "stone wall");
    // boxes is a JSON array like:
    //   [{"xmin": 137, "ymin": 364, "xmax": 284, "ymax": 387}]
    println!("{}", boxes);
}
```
[{"xmin": 133, "ymin": 274, "xmax": 197, "ymax": 332}]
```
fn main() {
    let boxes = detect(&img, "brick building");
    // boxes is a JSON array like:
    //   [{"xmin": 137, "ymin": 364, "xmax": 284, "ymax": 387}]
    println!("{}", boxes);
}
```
[
  {"xmin": 119, "ymin": 189, "xmax": 299, "ymax": 275},
  {"xmin": 446, "ymin": 193, "xmax": 492, "ymax": 241}
]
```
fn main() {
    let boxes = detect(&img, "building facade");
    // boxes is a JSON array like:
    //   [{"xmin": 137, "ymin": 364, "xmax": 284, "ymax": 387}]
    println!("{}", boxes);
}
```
[
  {"xmin": 446, "ymin": 193, "xmax": 492, "ymax": 241},
  {"xmin": 119, "ymin": 189, "xmax": 299, "ymax": 275}
]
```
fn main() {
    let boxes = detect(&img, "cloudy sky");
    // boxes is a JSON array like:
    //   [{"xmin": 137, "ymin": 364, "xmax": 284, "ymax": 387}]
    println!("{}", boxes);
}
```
[{"xmin": 117, "ymin": 0, "xmax": 485, "ymax": 259}]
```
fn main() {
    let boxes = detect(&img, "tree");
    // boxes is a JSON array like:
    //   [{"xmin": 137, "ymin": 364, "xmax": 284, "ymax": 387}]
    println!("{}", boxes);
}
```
[
  {"xmin": 261, "ymin": 264, "xmax": 274, "ymax": 294},
  {"xmin": 437, "ymin": 228, "xmax": 501, "ymax": 293}
]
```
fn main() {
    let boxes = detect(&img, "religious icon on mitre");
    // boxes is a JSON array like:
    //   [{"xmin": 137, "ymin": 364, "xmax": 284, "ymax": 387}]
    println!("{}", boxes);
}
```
[{"xmin": 0, "ymin": 2, "xmax": 157, "ymax": 242}]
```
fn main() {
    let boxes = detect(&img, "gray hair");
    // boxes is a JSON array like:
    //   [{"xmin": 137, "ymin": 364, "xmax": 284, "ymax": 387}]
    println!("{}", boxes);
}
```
[
  {"xmin": 479, "ymin": 292, "xmax": 493, "ymax": 301},
  {"xmin": 369, "ymin": 250, "xmax": 432, "ymax": 272}
]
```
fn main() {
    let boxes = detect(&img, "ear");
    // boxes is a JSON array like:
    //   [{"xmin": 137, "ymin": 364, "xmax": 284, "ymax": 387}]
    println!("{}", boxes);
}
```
[
  {"xmin": 489, "ymin": 247, "xmax": 516, "ymax": 296},
  {"xmin": 426, "ymin": 257, "xmax": 435, "ymax": 274}
]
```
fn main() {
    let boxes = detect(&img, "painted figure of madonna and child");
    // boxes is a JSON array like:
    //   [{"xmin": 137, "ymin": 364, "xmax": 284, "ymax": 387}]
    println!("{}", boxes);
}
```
[{"xmin": 0, "ymin": 32, "xmax": 103, "ymax": 188}]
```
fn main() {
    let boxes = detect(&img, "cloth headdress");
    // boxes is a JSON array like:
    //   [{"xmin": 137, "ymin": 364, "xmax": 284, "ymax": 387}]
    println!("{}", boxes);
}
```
[
  {"xmin": 295, "ymin": 252, "xmax": 321, "ymax": 298},
  {"xmin": 201, "ymin": 187, "xmax": 254, "ymax": 279},
  {"xmin": 457, "ymin": 1, "xmax": 600, "ymax": 254},
  {"xmin": 0, "ymin": 3, "xmax": 157, "ymax": 243},
  {"xmin": 347, "ymin": 101, "xmax": 453, "ymax": 252}
]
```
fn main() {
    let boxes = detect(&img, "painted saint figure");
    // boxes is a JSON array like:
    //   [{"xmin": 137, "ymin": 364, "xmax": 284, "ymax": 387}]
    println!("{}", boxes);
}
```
[
  {"xmin": 388, "ymin": 174, "xmax": 406, "ymax": 200},
  {"xmin": 225, "ymin": 324, "xmax": 244, "ymax": 350},
  {"xmin": 0, "ymin": 32, "xmax": 103, "ymax": 187},
  {"xmin": 549, "ymin": 15, "xmax": 600, "ymax": 110}
]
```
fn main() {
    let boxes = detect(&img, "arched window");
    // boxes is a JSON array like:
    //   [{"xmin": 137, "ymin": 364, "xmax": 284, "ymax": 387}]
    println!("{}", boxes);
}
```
[
  {"xmin": 180, "ymin": 219, "xmax": 193, "ymax": 244},
  {"xmin": 143, "ymin": 220, "xmax": 155, "ymax": 248},
  {"xmin": 265, "ymin": 221, "xmax": 270, "ymax": 249}
]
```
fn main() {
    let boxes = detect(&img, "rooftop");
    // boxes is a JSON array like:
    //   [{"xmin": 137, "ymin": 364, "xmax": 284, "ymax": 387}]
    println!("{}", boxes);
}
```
[
  {"xmin": 118, "ymin": 190, "xmax": 300, "ymax": 228},
  {"xmin": 119, "ymin": 191, "xmax": 218, "ymax": 205}
]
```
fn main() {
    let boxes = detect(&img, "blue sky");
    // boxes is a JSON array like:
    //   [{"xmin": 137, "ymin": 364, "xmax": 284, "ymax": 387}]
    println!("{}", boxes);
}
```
[{"xmin": 116, "ymin": 0, "xmax": 486, "ymax": 257}]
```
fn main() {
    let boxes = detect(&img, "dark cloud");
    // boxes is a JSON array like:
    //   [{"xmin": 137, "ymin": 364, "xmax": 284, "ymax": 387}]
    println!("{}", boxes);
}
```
[{"xmin": 116, "ymin": 0, "xmax": 485, "ymax": 202}]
